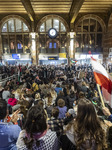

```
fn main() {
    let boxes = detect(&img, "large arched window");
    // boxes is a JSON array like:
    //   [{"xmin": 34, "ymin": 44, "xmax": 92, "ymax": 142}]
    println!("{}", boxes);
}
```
[
  {"xmin": 1, "ymin": 18, "xmax": 30, "ymax": 54},
  {"xmin": 37, "ymin": 15, "xmax": 68, "ymax": 54},
  {"xmin": 39, "ymin": 18, "xmax": 66, "ymax": 33},
  {"xmin": 75, "ymin": 15, "xmax": 105, "ymax": 53}
]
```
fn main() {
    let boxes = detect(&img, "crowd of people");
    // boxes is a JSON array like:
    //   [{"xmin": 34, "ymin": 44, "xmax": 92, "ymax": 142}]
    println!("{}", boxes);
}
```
[
  {"xmin": 0, "ymin": 64, "xmax": 112, "ymax": 150},
  {"xmin": 0, "ymin": 65, "xmax": 17, "ymax": 79}
]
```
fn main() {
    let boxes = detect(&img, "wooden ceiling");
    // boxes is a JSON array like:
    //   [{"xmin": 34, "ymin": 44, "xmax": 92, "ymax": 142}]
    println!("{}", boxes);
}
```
[
  {"xmin": 80, "ymin": 0, "xmax": 112, "ymax": 13},
  {"xmin": 31, "ymin": 0, "xmax": 72, "ymax": 13},
  {"xmin": 0, "ymin": 0, "xmax": 26, "ymax": 13},
  {"xmin": 0, "ymin": 0, "xmax": 112, "ymax": 23}
]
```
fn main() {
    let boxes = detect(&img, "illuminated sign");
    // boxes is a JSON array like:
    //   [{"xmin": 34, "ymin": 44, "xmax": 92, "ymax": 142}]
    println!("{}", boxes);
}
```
[
  {"xmin": 12, "ymin": 54, "xmax": 20, "ymax": 59},
  {"xmin": 59, "ymin": 53, "xmax": 66, "ymax": 58},
  {"xmin": 48, "ymin": 57, "xmax": 59, "ymax": 60}
]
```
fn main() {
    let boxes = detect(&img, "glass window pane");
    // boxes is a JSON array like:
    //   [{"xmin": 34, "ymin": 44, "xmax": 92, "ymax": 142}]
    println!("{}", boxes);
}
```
[
  {"xmin": 23, "ymin": 23, "xmax": 29, "ymax": 32},
  {"xmin": 39, "ymin": 34, "xmax": 45, "ymax": 48},
  {"xmin": 77, "ymin": 22, "xmax": 82, "ymax": 33},
  {"xmin": 83, "ymin": 19, "xmax": 89, "ymax": 32},
  {"xmin": 97, "ymin": 21, "xmax": 102, "ymax": 32},
  {"xmin": 49, "ymin": 42, "xmax": 52, "ymax": 48},
  {"xmin": 46, "ymin": 19, "xmax": 52, "ymax": 31},
  {"xmin": 61, "ymin": 34, "xmax": 67, "ymax": 47},
  {"xmin": 2, "ymin": 35, "xmax": 9, "ymax": 53},
  {"xmin": 90, "ymin": 19, "xmax": 96, "ymax": 32},
  {"xmin": 96, "ymin": 34, "xmax": 102, "ymax": 52},
  {"xmin": 96, "ymin": 34, "xmax": 102, "ymax": 47},
  {"xmin": 76, "ymin": 34, "xmax": 82, "ymax": 52},
  {"xmin": 17, "ymin": 35, "xmax": 23, "ymax": 53},
  {"xmin": 16, "ymin": 19, "xmax": 22, "ymax": 32},
  {"xmin": 54, "ymin": 43, "xmax": 56, "ymax": 48},
  {"xmin": 9, "ymin": 35, "xmax": 16, "ymax": 53},
  {"xmin": 40, "ymin": 23, "xmax": 45, "ymax": 32},
  {"xmin": 90, "ymin": 34, "xmax": 95, "ymax": 47},
  {"xmin": 89, "ymin": 34, "xmax": 95, "ymax": 51},
  {"xmin": 24, "ymin": 34, "xmax": 30, "ymax": 53},
  {"xmin": 8, "ymin": 20, "xmax": 15, "ymax": 32},
  {"xmin": 61, "ymin": 23, "xmax": 66, "ymax": 32},
  {"xmin": 39, "ymin": 34, "xmax": 46, "ymax": 53},
  {"xmin": 83, "ymin": 34, "xmax": 89, "ymax": 45},
  {"xmin": 2, "ymin": 23, "xmax": 7, "ymax": 32},
  {"xmin": 53, "ymin": 19, "xmax": 59, "ymax": 31},
  {"xmin": 83, "ymin": 34, "xmax": 89, "ymax": 52}
]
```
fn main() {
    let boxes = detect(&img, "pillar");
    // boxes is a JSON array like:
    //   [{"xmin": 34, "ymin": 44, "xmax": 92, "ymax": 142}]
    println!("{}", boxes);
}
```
[
  {"xmin": 70, "ymin": 32, "xmax": 76, "ymax": 59},
  {"xmin": 36, "ymin": 33, "xmax": 39, "ymax": 65},
  {"xmin": 67, "ymin": 32, "xmax": 70, "ymax": 65},
  {"xmin": 0, "ymin": 34, "xmax": 2, "ymax": 61},
  {"xmin": 30, "ymin": 32, "xmax": 36, "ymax": 64}
]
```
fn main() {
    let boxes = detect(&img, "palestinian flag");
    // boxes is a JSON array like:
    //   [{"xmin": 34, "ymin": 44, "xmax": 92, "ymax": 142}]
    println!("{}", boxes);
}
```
[{"xmin": 71, "ymin": 59, "xmax": 77, "ymax": 64}]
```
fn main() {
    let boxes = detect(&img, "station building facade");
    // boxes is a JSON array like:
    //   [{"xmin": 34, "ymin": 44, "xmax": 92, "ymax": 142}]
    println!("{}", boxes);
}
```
[{"xmin": 0, "ymin": 13, "xmax": 112, "ymax": 65}]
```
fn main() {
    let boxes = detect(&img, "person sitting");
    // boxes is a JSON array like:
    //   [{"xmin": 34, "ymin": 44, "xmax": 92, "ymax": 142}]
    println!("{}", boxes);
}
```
[
  {"xmin": 48, "ymin": 107, "xmax": 64, "ymax": 137},
  {"xmin": 31, "ymin": 80, "xmax": 39, "ymax": 92},
  {"xmin": 64, "ymin": 109, "xmax": 76, "ymax": 125},
  {"xmin": 61, "ymin": 99, "xmax": 108, "ymax": 150},
  {"xmin": 103, "ymin": 107, "xmax": 112, "ymax": 123},
  {"xmin": 8, "ymin": 94, "xmax": 18, "ymax": 106},
  {"xmin": 57, "ymin": 99, "xmax": 67, "ymax": 119},
  {"xmin": 2, "ymin": 86, "xmax": 11, "ymax": 102},
  {"xmin": 33, "ymin": 93, "xmax": 41, "ymax": 105},
  {"xmin": 0, "ymin": 98, "xmax": 21, "ymax": 150},
  {"xmin": 44, "ymin": 92, "xmax": 54, "ymax": 118},
  {"xmin": 16, "ymin": 105, "xmax": 59, "ymax": 150},
  {"xmin": 55, "ymin": 84, "xmax": 63, "ymax": 95},
  {"xmin": 55, "ymin": 91, "xmax": 69, "ymax": 107},
  {"xmin": 67, "ymin": 90, "xmax": 76, "ymax": 108}
]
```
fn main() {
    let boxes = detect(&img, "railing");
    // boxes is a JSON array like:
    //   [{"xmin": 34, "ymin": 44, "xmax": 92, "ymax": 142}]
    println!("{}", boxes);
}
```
[
  {"xmin": 0, "ymin": 74, "xmax": 18, "ymax": 86},
  {"xmin": 0, "ymin": 73, "xmax": 8, "ymax": 80}
]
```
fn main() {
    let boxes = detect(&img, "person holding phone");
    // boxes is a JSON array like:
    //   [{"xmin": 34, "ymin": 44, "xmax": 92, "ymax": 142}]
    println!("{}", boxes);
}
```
[{"xmin": 0, "ymin": 99, "xmax": 21, "ymax": 150}]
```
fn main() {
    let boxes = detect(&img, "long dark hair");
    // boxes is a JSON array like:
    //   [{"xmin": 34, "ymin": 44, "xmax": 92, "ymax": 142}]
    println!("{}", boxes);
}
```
[
  {"xmin": 66, "ymin": 99, "xmax": 107, "ymax": 150},
  {"xmin": 76, "ymin": 99, "xmax": 107, "ymax": 149},
  {"xmin": 23, "ymin": 105, "xmax": 47, "ymax": 149}
]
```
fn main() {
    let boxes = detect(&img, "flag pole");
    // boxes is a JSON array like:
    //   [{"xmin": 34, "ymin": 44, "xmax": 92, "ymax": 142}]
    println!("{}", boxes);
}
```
[{"xmin": 97, "ymin": 84, "xmax": 105, "ymax": 107}]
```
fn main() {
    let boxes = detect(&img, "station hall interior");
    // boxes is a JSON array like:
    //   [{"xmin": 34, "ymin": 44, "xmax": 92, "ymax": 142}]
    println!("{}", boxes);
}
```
[
  {"xmin": 0, "ymin": 0, "xmax": 112, "ymax": 66},
  {"xmin": 1, "ymin": 1, "xmax": 112, "ymax": 149}
]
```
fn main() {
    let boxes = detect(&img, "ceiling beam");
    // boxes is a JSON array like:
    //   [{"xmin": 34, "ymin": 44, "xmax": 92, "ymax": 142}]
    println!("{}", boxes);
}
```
[
  {"xmin": 70, "ymin": 0, "xmax": 85, "ymax": 24},
  {"xmin": 21, "ymin": 0, "xmax": 35, "ymax": 21}
]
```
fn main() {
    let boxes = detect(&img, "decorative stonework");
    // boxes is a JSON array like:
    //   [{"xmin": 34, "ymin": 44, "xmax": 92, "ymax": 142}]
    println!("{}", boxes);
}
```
[
  {"xmin": 103, "ymin": 13, "xmax": 112, "ymax": 63},
  {"xmin": 108, "ymin": 13, "xmax": 112, "ymax": 33}
]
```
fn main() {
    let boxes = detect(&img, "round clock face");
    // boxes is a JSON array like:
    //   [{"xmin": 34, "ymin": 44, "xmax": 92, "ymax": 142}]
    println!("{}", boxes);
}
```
[{"xmin": 48, "ymin": 28, "xmax": 57, "ymax": 38}]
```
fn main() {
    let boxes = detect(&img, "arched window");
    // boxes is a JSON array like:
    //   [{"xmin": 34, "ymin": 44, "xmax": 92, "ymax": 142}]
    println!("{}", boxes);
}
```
[
  {"xmin": 39, "ymin": 18, "xmax": 66, "ymax": 33},
  {"xmin": 75, "ymin": 16, "xmax": 104, "ymax": 53},
  {"xmin": 1, "ymin": 18, "xmax": 30, "ymax": 54},
  {"xmin": 37, "ymin": 16, "xmax": 68, "ymax": 54}
]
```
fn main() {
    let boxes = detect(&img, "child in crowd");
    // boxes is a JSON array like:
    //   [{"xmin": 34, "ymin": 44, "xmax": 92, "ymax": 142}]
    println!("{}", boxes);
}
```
[
  {"xmin": 57, "ymin": 99, "xmax": 67, "ymax": 119},
  {"xmin": 48, "ymin": 107, "xmax": 64, "ymax": 137}
]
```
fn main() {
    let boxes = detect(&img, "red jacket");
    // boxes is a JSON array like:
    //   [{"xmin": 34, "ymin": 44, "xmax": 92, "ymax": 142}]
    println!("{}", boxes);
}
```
[{"xmin": 8, "ymin": 98, "xmax": 18, "ymax": 106}]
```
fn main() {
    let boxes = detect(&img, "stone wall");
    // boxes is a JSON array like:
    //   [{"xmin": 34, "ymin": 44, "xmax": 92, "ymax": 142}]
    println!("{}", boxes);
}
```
[{"xmin": 103, "ymin": 13, "xmax": 112, "ymax": 63}]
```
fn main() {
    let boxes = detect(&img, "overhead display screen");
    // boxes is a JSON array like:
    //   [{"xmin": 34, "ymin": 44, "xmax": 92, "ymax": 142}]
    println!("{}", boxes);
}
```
[{"xmin": 12, "ymin": 54, "xmax": 20, "ymax": 59}]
